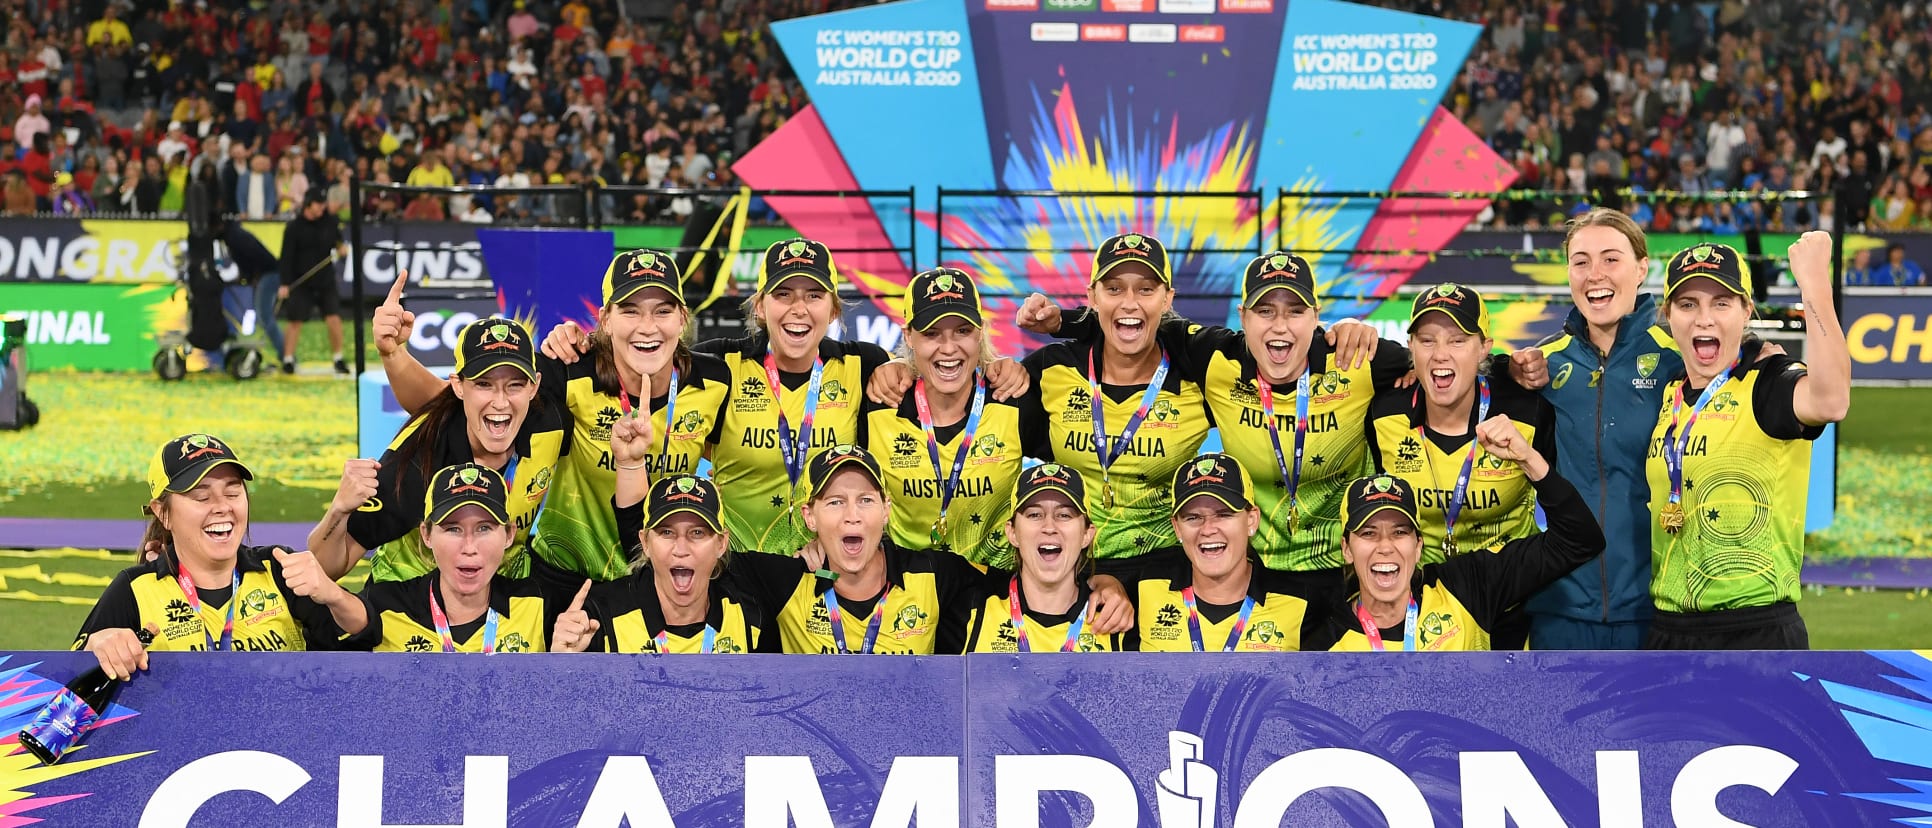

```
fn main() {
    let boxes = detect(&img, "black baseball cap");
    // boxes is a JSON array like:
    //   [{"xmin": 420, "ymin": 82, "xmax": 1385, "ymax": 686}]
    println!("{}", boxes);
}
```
[
  {"xmin": 646, "ymin": 474, "xmax": 723, "ymax": 532},
  {"xmin": 452, "ymin": 317, "xmax": 536, "ymax": 380},
  {"xmin": 424, "ymin": 463, "xmax": 510, "ymax": 525},
  {"xmin": 903, "ymin": 267, "xmax": 984, "ymax": 331},
  {"xmin": 1170, "ymin": 452, "xmax": 1255, "ymax": 515},
  {"xmin": 1665, "ymin": 242, "xmax": 1753, "ymax": 299},
  {"xmin": 758, "ymin": 238, "xmax": 838, "ymax": 295},
  {"xmin": 1408, "ymin": 282, "xmax": 1491, "ymax": 337},
  {"xmin": 1091, "ymin": 232, "xmax": 1171, "ymax": 285},
  {"xmin": 148, "ymin": 433, "xmax": 254, "ymax": 501},
  {"xmin": 1012, "ymin": 463, "xmax": 1089, "ymax": 515},
  {"xmin": 804, "ymin": 444, "xmax": 884, "ymax": 500},
  {"xmin": 603, "ymin": 248, "xmax": 684, "ymax": 307},
  {"xmin": 1243, "ymin": 251, "xmax": 1318, "ymax": 308},
  {"xmin": 1341, "ymin": 473, "xmax": 1420, "ymax": 535}
]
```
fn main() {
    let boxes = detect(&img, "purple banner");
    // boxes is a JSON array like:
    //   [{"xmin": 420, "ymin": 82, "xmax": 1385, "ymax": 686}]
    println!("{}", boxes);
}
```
[{"xmin": 6, "ymin": 651, "xmax": 1932, "ymax": 826}]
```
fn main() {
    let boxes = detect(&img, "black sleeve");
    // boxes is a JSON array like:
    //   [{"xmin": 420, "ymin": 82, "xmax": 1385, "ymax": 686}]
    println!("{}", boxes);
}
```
[
  {"xmin": 615, "ymin": 496, "xmax": 644, "ymax": 561},
  {"xmin": 1018, "ymin": 350, "xmax": 1052, "ymax": 460},
  {"xmin": 266, "ymin": 548, "xmax": 355, "ymax": 650},
  {"xmin": 1093, "ymin": 546, "xmax": 1186, "ymax": 589},
  {"xmin": 347, "ymin": 443, "xmax": 422, "ymax": 550},
  {"xmin": 1441, "ymin": 470, "xmax": 1606, "ymax": 625},
  {"xmin": 850, "ymin": 340, "xmax": 891, "ymax": 376},
  {"xmin": 535, "ymin": 352, "xmax": 571, "ymax": 412},
  {"xmin": 693, "ymin": 337, "xmax": 733, "ymax": 357},
  {"xmin": 73, "ymin": 568, "xmax": 146, "ymax": 648},
  {"xmin": 1165, "ymin": 321, "xmax": 1235, "ymax": 387},
  {"xmin": 1055, "ymin": 304, "xmax": 1098, "ymax": 342},
  {"xmin": 931, "ymin": 551, "xmax": 990, "ymax": 655},
  {"xmin": 726, "ymin": 550, "xmax": 811, "ymax": 612},
  {"xmin": 277, "ymin": 223, "xmax": 301, "ymax": 281},
  {"xmin": 1368, "ymin": 338, "xmax": 1413, "ymax": 392},
  {"xmin": 1751, "ymin": 356, "xmax": 1827, "ymax": 441}
]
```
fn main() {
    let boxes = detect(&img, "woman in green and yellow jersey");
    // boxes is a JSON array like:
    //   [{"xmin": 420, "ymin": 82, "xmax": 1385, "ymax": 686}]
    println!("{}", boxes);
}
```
[
  {"xmin": 311, "ymin": 317, "xmax": 567, "ymax": 584},
  {"xmin": 349, "ymin": 463, "xmax": 565, "ymax": 653},
  {"xmin": 1643, "ymin": 234, "xmax": 1850, "ymax": 650},
  {"xmin": 1365, "ymin": 284, "xmax": 1556, "ymax": 563},
  {"xmin": 556, "ymin": 416, "xmax": 778, "ymax": 654},
  {"xmin": 1025, "ymin": 250, "xmax": 1403, "ymax": 572},
  {"xmin": 379, "ymin": 249, "xmax": 732, "ymax": 587},
  {"xmin": 79, "ymin": 434, "xmax": 366, "ymax": 678},
  {"xmin": 1016, "ymin": 232, "xmax": 1213, "ymax": 566},
  {"xmin": 1323, "ymin": 417, "xmax": 1604, "ymax": 651},
  {"xmin": 864, "ymin": 267, "xmax": 1027, "ymax": 567},
  {"xmin": 1117, "ymin": 454, "xmax": 1338, "ymax": 652},
  {"xmin": 695, "ymin": 239, "xmax": 891, "ymax": 554},
  {"xmin": 961, "ymin": 463, "xmax": 1122, "ymax": 653}
]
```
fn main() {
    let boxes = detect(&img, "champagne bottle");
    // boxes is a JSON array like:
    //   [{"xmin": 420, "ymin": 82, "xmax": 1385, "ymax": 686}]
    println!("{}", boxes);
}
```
[{"xmin": 17, "ymin": 666, "xmax": 123, "ymax": 765}]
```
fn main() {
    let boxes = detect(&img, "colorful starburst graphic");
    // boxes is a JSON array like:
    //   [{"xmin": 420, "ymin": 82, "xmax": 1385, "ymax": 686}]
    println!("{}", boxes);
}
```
[{"xmin": 0, "ymin": 656, "xmax": 150, "ymax": 827}]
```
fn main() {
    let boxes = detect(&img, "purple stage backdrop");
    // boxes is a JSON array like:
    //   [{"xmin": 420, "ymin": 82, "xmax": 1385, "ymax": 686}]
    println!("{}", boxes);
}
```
[{"xmin": 4, "ymin": 651, "xmax": 1932, "ymax": 826}]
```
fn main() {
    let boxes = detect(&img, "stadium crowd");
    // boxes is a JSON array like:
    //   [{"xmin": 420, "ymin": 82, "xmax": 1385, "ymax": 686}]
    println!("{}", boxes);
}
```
[{"xmin": 0, "ymin": 0, "xmax": 1926, "ymax": 245}]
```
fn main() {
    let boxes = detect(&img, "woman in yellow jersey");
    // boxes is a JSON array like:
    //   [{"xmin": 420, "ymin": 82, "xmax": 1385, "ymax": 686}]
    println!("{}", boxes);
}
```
[
  {"xmin": 381, "ymin": 249, "xmax": 732, "ymax": 587},
  {"xmin": 1019, "ymin": 250, "xmax": 1400, "ymax": 573},
  {"xmin": 553, "ymin": 415, "xmax": 778, "ymax": 654},
  {"xmin": 1365, "ymin": 284, "xmax": 1556, "ymax": 562},
  {"xmin": 79, "ymin": 434, "xmax": 366, "ymax": 678},
  {"xmin": 1643, "ymin": 234, "xmax": 1849, "ymax": 650},
  {"xmin": 1114, "ymin": 453, "xmax": 1338, "ymax": 652},
  {"xmin": 348, "ymin": 463, "xmax": 569, "ymax": 653},
  {"xmin": 309, "ymin": 317, "xmax": 566, "ymax": 584},
  {"xmin": 1014, "ymin": 232, "xmax": 1214, "ymax": 568},
  {"xmin": 962, "ymin": 463, "xmax": 1120, "ymax": 652},
  {"xmin": 861, "ymin": 267, "xmax": 1028, "ymax": 566},
  {"xmin": 1322, "ymin": 418, "xmax": 1604, "ymax": 651},
  {"xmin": 695, "ymin": 239, "xmax": 894, "ymax": 554}
]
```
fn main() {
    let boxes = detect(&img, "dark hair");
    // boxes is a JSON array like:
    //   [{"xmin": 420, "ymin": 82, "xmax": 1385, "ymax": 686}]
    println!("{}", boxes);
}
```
[
  {"xmin": 590, "ymin": 301, "xmax": 694, "ymax": 395},
  {"xmin": 394, "ymin": 386, "xmax": 466, "ymax": 503}
]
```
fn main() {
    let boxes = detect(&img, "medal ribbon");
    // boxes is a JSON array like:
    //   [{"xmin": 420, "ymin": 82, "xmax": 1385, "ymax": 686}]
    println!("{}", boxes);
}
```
[
  {"xmin": 653, "ymin": 622, "xmax": 717, "ymax": 654},
  {"xmin": 1254, "ymin": 370, "xmax": 1312, "ymax": 515},
  {"xmin": 765, "ymin": 353, "xmax": 825, "ymax": 488},
  {"xmin": 1664, "ymin": 357, "xmax": 1740, "ymax": 508},
  {"xmin": 914, "ymin": 372, "xmax": 986, "ymax": 540},
  {"xmin": 1356, "ymin": 598, "xmax": 1420, "ymax": 651},
  {"xmin": 1009, "ymin": 576, "xmax": 1089, "ymax": 652},
  {"xmin": 823, "ymin": 585, "xmax": 891, "ymax": 654},
  {"xmin": 1419, "ymin": 376, "xmax": 1489, "ymax": 555},
  {"xmin": 427, "ymin": 582, "xmax": 499, "ymax": 654},
  {"xmin": 175, "ymin": 567, "xmax": 240, "ymax": 651},
  {"xmin": 1182, "ymin": 586, "xmax": 1256, "ymax": 653},
  {"xmin": 1086, "ymin": 347, "xmax": 1169, "ymax": 497}
]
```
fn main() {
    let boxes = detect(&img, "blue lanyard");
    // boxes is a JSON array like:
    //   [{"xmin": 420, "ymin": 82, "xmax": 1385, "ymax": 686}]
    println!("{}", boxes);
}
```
[
  {"xmin": 1254, "ymin": 371, "xmax": 1311, "ymax": 511},
  {"xmin": 914, "ymin": 373, "xmax": 986, "ymax": 537},
  {"xmin": 1428, "ymin": 377, "xmax": 1490, "ymax": 553},
  {"xmin": 1182, "ymin": 587, "xmax": 1256, "ymax": 653},
  {"xmin": 1664, "ymin": 358, "xmax": 1740, "ymax": 507},
  {"xmin": 823, "ymin": 585, "xmax": 890, "ymax": 654},
  {"xmin": 766, "ymin": 354, "xmax": 825, "ymax": 488},
  {"xmin": 428, "ymin": 584, "xmax": 500, "ymax": 654},
  {"xmin": 1087, "ymin": 347, "xmax": 1169, "ymax": 490},
  {"xmin": 659, "ymin": 367, "xmax": 680, "ymax": 470}
]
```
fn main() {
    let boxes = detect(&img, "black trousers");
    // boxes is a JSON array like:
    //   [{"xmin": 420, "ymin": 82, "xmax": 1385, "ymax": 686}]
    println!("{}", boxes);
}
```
[{"xmin": 1644, "ymin": 602, "xmax": 1809, "ymax": 650}]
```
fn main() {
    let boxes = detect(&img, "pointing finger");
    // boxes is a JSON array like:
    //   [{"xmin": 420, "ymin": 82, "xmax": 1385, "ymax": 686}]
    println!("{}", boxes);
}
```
[
  {"xmin": 569, "ymin": 579, "xmax": 593, "ymax": 612},
  {"xmin": 385, "ymin": 269, "xmax": 408, "ymax": 305}
]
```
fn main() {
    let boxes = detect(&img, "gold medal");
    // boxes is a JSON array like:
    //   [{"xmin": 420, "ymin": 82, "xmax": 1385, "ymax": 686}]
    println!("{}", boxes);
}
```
[
  {"xmin": 1443, "ymin": 536, "xmax": 1458, "ymax": 558},
  {"xmin": 1103, "ymin": 480, "xmax": 1116, "ymax": 509},
  {"xmin": 1660, "ymin": 502, "xmax": 1685, "ymax": 533},
  {"xmin": 932, "ymin": 516, "xmax": 948, "ymax": 546},
  {"xmin": 1284, "ymin": 502, "xmax": 1298, "ymax": 530}
]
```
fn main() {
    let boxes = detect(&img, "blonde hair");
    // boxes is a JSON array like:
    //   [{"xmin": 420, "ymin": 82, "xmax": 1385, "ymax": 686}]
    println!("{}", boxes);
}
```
[{"xmin": 1563, "ymin": 207, "xmax": 1650, "ymax": 260}]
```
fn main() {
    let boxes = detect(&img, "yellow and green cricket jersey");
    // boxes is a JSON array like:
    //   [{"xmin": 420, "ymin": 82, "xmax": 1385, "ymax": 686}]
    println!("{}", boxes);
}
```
[
  {"xmin": 1020, "ymin": 331, "xmax": 1211, "ymax": 560},
  {"xmin": 588, "ymin": 573, "xmax": 772, "ymax": 653},
  {"xmin": 1645, "ymin": 341, "xmax": 1822, "ymax": 614},
  {"xmin": 1366, "ymin": 369, "xmax": 1555, "ymax": 565},
  {"xmin": 865, "ymin": 393, "xmax": 1026, "ymax": 568},
  {"xmin": 531, "ymin": 352, "xmax": 731, "ymax": 581},
  {"xmin": 1192, "ymin": 329, "xmax": 1411, "ymax": 570},
  {"xmin": 75, "ymin": 546, "xmax": 346, "ymax": 652},
  {"xmin": 351, "ymin": 404, "xmax": 568, "ymax": 582},
  {"xmin": 962, "ymin": 579, "xmax": 1119, "ymax": 653},
  {"xmin": 699, "ymin": 335, "xmax": 890, "ymax": 554},
  {"xmin": 355, "ymin": 572, "xmax": 550, "ymax": 653},
  {"xmin": 1321, "ymin": 469, "xmax": 1605, "ymax": 650}
]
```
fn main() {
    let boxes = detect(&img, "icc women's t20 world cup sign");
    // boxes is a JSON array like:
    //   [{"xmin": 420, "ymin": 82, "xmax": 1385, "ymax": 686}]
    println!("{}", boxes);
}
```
[{"xmin": 735, "ymin": 0, "xmax": 1518, "ymax": 344}]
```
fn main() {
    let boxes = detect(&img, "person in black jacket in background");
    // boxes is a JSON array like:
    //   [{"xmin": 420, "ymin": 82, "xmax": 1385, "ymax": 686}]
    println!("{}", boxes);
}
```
[{"xmin": 279, "ymin": 190, "xmax": 348, "ymax": 375}]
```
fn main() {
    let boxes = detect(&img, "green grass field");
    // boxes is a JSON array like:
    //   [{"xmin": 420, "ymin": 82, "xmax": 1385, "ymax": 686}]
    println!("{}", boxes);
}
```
[{"xmin": 0, "ymin": 365, "xmax": 1926, "ymax": 651}]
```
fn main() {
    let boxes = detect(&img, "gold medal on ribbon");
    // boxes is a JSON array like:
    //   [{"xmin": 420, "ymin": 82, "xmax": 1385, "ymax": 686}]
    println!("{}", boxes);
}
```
[
  {"xmin": 1103, "ymin": 480, "xmax": 1116, "ymax": 509},
  {"xmin": 1443, "ymin": 536, "xmax": 1458, "ymax": 558},
  {"xmin": 1660, "ymin": 501, "xmax": 1685, "ymax": 533},
  {"xmin": 932, "ymin": 516, "xmax": 948, "ymax": 546},
  {"xmin": 1284, "ymin": 502, "xmax": 1298, "ymax": 531}
]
